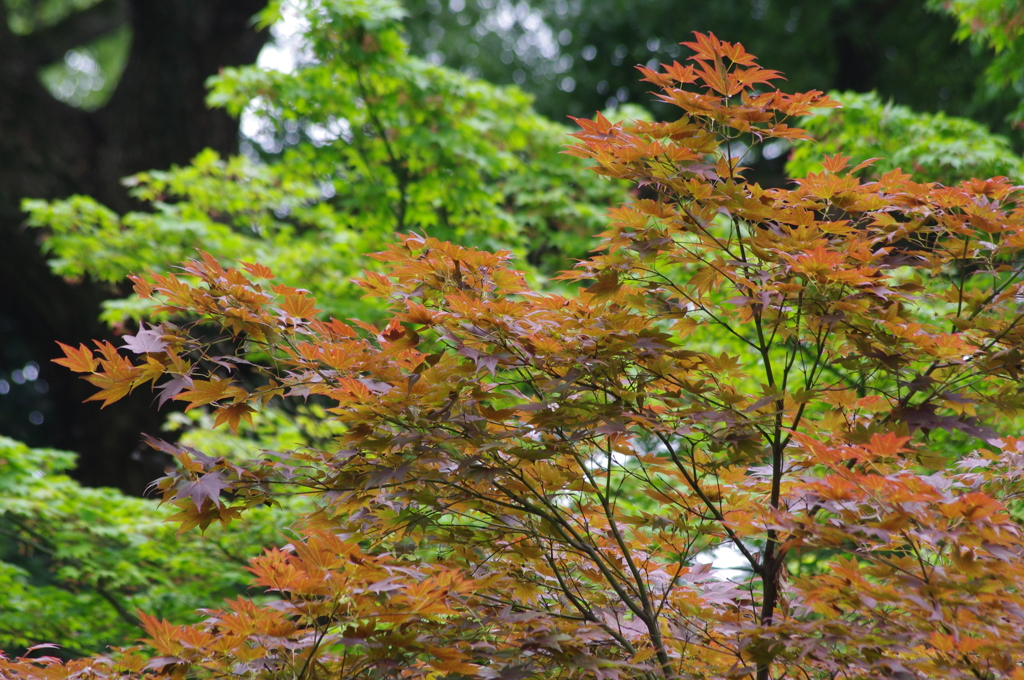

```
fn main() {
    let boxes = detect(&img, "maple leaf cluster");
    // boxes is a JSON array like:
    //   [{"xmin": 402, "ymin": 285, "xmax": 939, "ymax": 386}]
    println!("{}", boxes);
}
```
[{"xmin": 7, "ymin": 32, "xmax": 1024, "ymax": 680}]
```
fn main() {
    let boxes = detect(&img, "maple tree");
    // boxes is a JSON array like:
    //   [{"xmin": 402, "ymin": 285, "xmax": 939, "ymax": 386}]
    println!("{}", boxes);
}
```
[{"xmin": 6, "ymin": 31, "xmax": 1024, "ymax": 680}]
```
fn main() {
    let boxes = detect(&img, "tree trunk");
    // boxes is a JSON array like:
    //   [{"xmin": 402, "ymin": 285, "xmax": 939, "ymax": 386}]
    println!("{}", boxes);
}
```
[{"xmin": 0, "ymin": 0, "xmax": 268, "ymax": 494}]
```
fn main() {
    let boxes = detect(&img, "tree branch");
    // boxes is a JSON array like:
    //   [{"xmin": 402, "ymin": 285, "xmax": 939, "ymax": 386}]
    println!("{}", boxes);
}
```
[{"xmin": 94, "ymin": 583, "xmax": 144, "ymax": 629}]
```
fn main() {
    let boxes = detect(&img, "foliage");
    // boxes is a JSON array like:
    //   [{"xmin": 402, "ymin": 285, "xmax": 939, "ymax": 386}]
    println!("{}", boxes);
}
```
[
  {"xmin": 788, "ymin": 91, "xmax": 1024, "ymax": 184},
  {"xmin": 930, "ymin": 0, "xmax": 1024, "ymax": 125},
  {"xmin": 0, "ymin": 436, "xmax": 292, "ymax": 658},
  {"xmin": 23, "ymin": 0, "xmax": 626, "ymax": 329},
  {"xmin": 6, "ymin": 33, "xmax": 1024, "ymax": 680}
]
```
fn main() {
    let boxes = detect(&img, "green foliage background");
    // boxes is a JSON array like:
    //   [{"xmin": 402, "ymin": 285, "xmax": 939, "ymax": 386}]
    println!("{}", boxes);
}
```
[
  {"xmin": 0, "ymin": 436, "xmax": 291, "ymax": 656},
  {"xmin": 788, "ymin": 91, "xmax": 1024, "ymax": 183}
]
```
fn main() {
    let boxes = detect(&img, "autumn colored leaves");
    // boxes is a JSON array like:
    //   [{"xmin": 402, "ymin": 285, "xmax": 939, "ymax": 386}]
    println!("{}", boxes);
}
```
[{"xmin": 9, "ymin": 31, "xmax": 1024, "ymax": 680}]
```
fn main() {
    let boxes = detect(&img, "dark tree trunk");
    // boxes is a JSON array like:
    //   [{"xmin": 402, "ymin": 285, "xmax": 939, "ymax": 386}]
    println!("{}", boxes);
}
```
[{"xmin": 0, "ymin": 0, "xmax": 268, "ymax": 494}]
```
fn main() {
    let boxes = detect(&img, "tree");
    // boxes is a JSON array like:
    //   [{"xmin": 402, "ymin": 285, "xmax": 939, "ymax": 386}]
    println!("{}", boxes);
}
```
[
  {"xmin": 3, "ymin": 0, "xmax": 1022, "ymax": 498},
  {"xmin": 6, "ymin": 31, "xmax": 1024, "ymax": 680}
]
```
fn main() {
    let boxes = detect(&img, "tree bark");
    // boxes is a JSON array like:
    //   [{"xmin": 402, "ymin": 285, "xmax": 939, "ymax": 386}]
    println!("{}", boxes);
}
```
[{"xmin": 0, "ymin": 0, "xmax": 268, "ymax": 494}]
